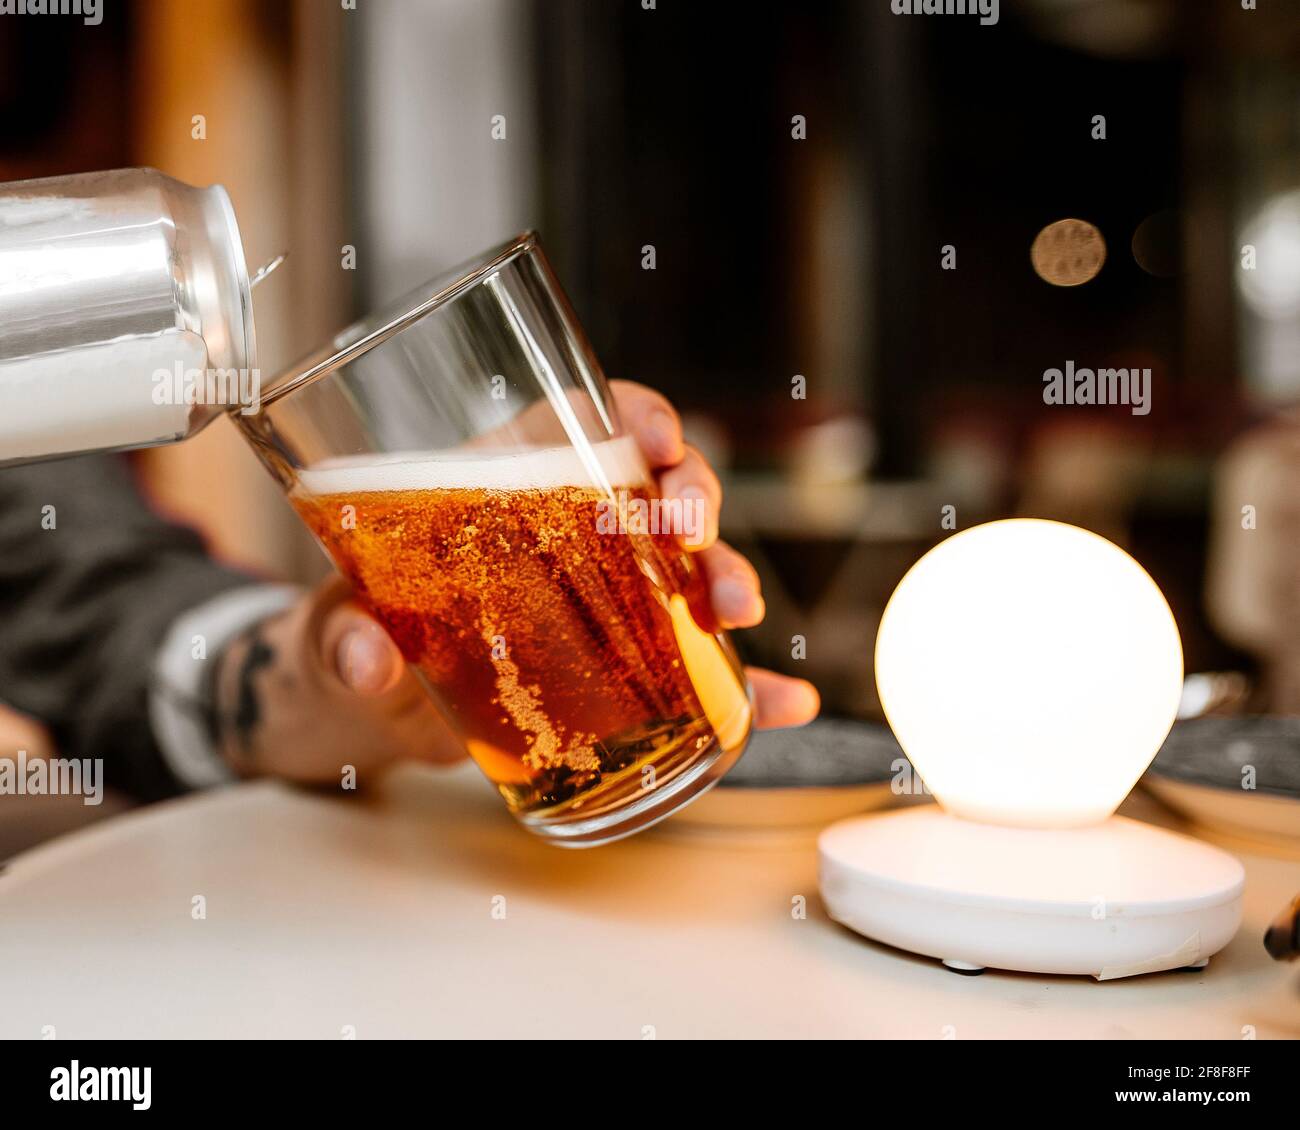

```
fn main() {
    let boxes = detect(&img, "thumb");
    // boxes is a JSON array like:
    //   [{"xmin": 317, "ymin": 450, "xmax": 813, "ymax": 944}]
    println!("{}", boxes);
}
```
[{"xmin": 320, "ymin": 603, "xmax": 405, "ymax": 696}]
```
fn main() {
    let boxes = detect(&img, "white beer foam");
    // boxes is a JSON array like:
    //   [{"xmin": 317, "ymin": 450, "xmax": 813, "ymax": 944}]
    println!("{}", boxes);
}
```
[{"xmin": 297, "ymin": 434, "xmax": 648, "ymax": 495}]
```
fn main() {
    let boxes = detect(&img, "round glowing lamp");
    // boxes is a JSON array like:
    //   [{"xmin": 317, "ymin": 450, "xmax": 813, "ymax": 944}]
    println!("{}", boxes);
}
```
[{"xmin": 819, "ymin": 519, "xmax": 1245, "ymax": 978}]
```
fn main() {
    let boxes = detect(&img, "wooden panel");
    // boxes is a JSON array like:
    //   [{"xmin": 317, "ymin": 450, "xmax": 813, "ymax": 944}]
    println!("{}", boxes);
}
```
[{"xmin": 131, "ymin": 0, "xmax": 347, "ymax": 582}]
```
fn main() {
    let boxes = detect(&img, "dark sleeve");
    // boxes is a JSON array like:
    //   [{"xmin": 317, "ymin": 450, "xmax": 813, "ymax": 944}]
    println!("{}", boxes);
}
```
[{"xmin": 0, "ymin": 454, "xmax": 256, "ymax": 800}]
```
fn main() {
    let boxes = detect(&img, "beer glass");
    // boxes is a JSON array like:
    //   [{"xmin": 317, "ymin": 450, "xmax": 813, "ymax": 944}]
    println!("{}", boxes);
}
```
[{"xmin": 239, "ymin": 234, "xmax": 752, "ymax": 845}]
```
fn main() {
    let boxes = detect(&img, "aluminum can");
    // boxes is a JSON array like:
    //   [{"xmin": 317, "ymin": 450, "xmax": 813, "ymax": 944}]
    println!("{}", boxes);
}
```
[{"xmin": 0, "ymin": 167, "xmax": 257, "ymax": 465}]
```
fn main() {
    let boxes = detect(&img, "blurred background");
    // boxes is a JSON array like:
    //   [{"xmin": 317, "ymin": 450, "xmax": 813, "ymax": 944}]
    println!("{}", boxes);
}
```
[{"xmin": 2, "ymin": 0, "xmax": 1299, "ymax": 750}]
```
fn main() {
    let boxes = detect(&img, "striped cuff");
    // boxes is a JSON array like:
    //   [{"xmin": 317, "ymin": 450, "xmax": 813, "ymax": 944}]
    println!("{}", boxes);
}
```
[{"xmin": 148, "ymin": 584, "xmax": 302, "ymax": 790}]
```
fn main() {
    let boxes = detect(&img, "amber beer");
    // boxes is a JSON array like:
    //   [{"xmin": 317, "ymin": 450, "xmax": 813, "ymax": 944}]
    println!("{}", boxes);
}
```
[{"xmin": 292, "ymin": 436, "xmax": 751, "ymax": 824}]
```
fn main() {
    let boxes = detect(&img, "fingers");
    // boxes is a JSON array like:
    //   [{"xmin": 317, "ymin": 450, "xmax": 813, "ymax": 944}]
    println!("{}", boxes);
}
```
[
  {"xmin": 698, "ymin": 540, "xmax": 764, "ymax": 628},
  {"xmin": 318, "ymin": 599, "xmax": 405, "ymax": 697},
  {"xmin": 657, "ymin": 444, "xmax": 722, "ymax": 549},
  {"xmin": 314, "ymin": 591, "xmax": 468, "ymax": 760},
  {"xmin": 746, "ymin": 667, "xmax": 821, "ymax": 730},
  {"xmin": 315, "ymin": 598, "xmax": 468, "ymax": 765},
  {"xmin": 338, "ymin": 617, "xmax": 405, "ymax": 696},
  {"xmin": 610, "ymin": 379, "xmax": 685, "ymax": 469},
  {"xmin": 609, "ymin": 383, "xmax": 730, "ymax": 551}
]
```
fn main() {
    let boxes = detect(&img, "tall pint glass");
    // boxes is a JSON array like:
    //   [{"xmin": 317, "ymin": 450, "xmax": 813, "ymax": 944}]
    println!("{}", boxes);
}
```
[{"xmin": 239, "ymin": 234, "xmax": 752, "ymax": 845}]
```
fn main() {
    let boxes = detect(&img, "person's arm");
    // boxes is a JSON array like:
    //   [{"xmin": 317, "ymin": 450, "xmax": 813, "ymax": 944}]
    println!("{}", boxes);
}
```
[
  {"xmin": 0, "ymin": 453, "xmax": 292, "ymax": 799},
  {"xmin": 0, "ymin": 384, "xmax": 819, "ymax": 799}
]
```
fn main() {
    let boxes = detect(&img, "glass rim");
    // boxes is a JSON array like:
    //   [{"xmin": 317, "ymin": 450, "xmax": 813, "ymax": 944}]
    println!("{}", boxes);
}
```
[{"xmin": 257, "ymin": 231, "xmax": 539, "ymax": 408}]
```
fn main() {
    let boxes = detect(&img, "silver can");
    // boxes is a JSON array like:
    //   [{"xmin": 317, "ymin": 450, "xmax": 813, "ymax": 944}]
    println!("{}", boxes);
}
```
[{"xmin": 0, "ymin": 167, "xmax": 257, "ymax": 465}]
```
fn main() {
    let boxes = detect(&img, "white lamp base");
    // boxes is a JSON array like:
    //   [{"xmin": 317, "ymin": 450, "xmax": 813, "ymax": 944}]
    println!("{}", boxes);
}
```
[{"xmin": 818, "ymin": 808, "xmax": 1245, "ymax": 979}]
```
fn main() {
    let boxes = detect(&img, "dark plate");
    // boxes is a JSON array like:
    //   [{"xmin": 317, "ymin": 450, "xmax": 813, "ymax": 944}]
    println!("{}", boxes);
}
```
[
  {"xmin": 1145, "ymin": 717, "xmax": 1300, "ymax": 846},
  {"xmin": 1150, "ymin": 717, "xmax": 1300, "ymax": 798},
  {"xmin": 717, "ymin": 716, "xmax": 907, "ymax": 789},
  {"xmin": 670, "ymin": 717, "xmax": 920, "ymax": 831}
]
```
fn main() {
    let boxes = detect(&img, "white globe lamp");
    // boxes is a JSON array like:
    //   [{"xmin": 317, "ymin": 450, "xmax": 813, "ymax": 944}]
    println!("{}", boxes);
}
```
[{"xmin": 819, "ymin": 519, "xmax": 1245, "ymax": 978}]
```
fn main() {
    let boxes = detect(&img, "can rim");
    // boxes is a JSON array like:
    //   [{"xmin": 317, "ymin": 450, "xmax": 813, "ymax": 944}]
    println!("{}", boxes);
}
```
[
  {"xmin": 258, "ymin": 231, "xmax": 538, "ymax": 408},
  {"xmin": 209, "ymin": 184, "xmax": 257, "ymax": 378}
]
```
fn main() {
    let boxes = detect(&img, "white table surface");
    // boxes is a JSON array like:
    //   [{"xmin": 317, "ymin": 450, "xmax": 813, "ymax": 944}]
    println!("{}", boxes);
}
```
[{"xmin": 1, "ymin": 763, "xmax": 1297, "ymax": 1039}]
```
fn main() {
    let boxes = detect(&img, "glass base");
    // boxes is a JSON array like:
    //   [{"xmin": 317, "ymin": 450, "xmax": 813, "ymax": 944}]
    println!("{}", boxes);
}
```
[{"xmin": 515, "ymin": 729, "xmax": 750, "ymax": 847}]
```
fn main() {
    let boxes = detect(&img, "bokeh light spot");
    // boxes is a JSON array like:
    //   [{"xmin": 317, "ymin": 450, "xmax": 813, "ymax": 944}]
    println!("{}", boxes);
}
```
[{"xmin": 1031, "ymin": 218, "xmax": 1106, "ymax": 286}]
